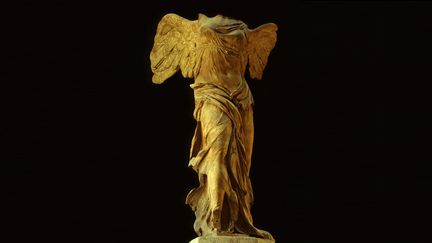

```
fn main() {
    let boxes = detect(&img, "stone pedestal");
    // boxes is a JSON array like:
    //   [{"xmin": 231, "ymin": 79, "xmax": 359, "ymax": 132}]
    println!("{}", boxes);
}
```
[{"xmin": 189, "ymin": 236, "xmax": 275, "ymax": 243}]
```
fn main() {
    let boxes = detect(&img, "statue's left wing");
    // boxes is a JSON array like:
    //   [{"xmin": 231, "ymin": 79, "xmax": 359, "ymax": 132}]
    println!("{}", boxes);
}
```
[
  {"xmin": 247, "ymin": 23, "xmax": 278, "ymax": 80},
  {"xmin": 150, "ymin": 14, "xmax": 200, "ymax": 84}
]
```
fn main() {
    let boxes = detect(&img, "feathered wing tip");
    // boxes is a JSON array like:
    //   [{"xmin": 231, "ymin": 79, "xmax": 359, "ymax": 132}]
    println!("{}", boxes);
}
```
[
  {"xmin": 247, "ymin": 23, "xmax": 278, "ymax": 80},
  {"xmin": 150, "ymin": 13, "xmax": 200, "ymax": 84}
]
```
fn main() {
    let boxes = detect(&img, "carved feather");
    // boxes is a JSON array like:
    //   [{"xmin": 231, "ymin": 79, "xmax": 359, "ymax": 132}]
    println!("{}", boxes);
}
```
[
  {"xmin": 150, "ymin": 14, "xmax": 199, "ymax": 84},
  {"xmin": 247, "ymin": 23, "xmax": 278, "ymax": 80}
]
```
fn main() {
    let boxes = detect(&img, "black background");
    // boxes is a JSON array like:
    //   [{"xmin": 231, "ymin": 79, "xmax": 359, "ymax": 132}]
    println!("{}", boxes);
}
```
[{"xmin": 5, "ymin": 0, "xmax": 430, "ymax": 243}]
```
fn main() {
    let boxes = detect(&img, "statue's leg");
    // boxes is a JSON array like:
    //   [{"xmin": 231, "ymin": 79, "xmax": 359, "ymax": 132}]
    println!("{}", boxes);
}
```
[
  {"xmin": 243, "ymin": 105, "xmax": 254, "ymax": 175},
  {"xmin": 241, "ymin": 105, "xmax": 255, "ymax": 223},
  {"xmin": 241, "ymin": 106, "xmax": 275, "ymax": 240},
  {"xmin": 200, "ymin": 102, "xmax": 232, "ymax": 232},
  {"xmin": 207, "ymin": 157, "xmax": 226, "ymax": 231}
]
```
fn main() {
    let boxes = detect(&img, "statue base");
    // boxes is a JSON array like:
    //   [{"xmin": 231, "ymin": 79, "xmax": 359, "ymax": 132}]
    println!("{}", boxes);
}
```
[{"xmin": 189, "ymin": 235, "xmax": 275, "ymax": 243}]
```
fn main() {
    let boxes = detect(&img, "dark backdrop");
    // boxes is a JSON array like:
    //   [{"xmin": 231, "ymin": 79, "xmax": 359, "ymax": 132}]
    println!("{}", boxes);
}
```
[{"xmin": 5, "ymin": 1, "xmax": 430, "ymax": 243}]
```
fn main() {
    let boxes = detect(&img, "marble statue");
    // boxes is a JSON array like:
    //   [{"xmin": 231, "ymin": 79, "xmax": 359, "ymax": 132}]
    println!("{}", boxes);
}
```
[{"xmin": 150, "ymin": 13, "xmax": 278, "ymax": 242}]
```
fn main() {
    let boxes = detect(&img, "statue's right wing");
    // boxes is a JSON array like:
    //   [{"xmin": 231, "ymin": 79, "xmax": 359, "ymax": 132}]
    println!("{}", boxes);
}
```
[{"xmin": 150, "ymin": 14, "xmax": 200, "ymax": 84}]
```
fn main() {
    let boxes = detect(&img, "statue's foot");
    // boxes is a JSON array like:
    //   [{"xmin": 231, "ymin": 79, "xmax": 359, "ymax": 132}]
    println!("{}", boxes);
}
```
[{"xmin": 210, "ymin": 206, "xmax": 222, "ymax": 230}]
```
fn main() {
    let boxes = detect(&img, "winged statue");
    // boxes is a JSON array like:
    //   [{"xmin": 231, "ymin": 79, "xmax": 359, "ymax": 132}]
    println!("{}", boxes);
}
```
[{"xmin": 150, "ymin": 13, "xmax": 277, "ymax": 241}]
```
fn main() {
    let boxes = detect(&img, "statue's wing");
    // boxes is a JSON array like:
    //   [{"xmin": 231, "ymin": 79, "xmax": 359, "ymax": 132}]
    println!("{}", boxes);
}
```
[
  {"xmin": 247, "ymin": 23, "xmax": 278, "ymax": 80},
  {"xmin": 150, "ymin": 13, "xmax": 199, "ymax": 84}
]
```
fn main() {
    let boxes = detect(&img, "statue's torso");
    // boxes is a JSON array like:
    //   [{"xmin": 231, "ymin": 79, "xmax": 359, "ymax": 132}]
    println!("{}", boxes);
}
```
[{"xmin": 194, "ymin": 20, "xmax": 249, "ymax": 94}]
